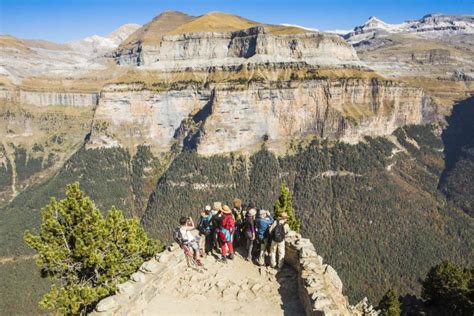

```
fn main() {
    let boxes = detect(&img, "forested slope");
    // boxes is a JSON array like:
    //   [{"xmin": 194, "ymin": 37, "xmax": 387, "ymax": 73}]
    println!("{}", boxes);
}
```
[{"xmin": 143, "ymin": 125, "xmax": 473, "ymax": 303}]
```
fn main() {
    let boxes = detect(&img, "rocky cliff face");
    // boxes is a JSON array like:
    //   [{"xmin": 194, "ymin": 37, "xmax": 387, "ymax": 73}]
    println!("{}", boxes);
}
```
[
  {"xmin": 89, "ymin": 78, "xmax": 435, "ymax": 155},
  {"xmin": 18, "ymin": 90, "xmax": 99, "ymax": 107},
  {"xmin": 88, "ymin": 86, "xmax": 209, "ymax": 150},
  {"xmin": 115, "ymin": 26, "xmax": 358, "ymax": 68}
]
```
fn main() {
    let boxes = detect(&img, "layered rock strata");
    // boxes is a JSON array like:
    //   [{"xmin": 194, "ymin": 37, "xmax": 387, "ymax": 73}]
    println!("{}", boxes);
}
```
[
  {"xmin": 89, "ymin": 79, "xmax": 435, "ymax": 155},
  {"xmin": 0, "ymin": 87, "xmax": 99, "ymax": 107},
  {"xmin": 114, "ymin": 26, "xmax": 359, "ymax": 68}
]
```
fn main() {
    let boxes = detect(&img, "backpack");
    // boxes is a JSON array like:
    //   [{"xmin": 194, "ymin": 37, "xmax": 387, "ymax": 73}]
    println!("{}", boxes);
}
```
[
  {"xmin": 198, "ymin": 216, "xmax": 212, "ymax": 235},
  {"xmin": 173, "ymin": 227, "xmax": 184, "ymax": 245},
  {"xmin": 272, "ymin": 222, "xmax": 285, "ymax": 243},
  {"xmin": 221, "ymin": 214, "xmax": 234, "ymax": 231}
]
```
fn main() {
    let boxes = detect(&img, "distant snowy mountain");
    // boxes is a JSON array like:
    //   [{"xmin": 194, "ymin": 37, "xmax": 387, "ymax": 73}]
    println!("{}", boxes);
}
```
[
  {"xmin": 66, "ymin": 23, "xmax": 141, "ymax": 55},
  {"xmin": 345, "ymin": 13, "xmax": 474, "ymax": 43}
]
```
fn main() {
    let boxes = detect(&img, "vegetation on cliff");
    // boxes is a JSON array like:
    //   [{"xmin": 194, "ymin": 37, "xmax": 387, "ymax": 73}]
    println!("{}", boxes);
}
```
[
  {"xmin": 274, "ymin": 182, "xmax": 300, "ymax": 231},
  {"xmin": 421, "ymin": 261, "xmax": 473, "ymax": 315},
  {"xmin": 377, "ymin": 288, "xmax": 401, "ymax": 316},
  {"xmin": 378, "ymin": 260, "xmax": 473, "ymax": 315},
  {"xmin": 0, "ymin": 146, "xmax": 157, "ymax": 315},
  {"xmin": 24, "ymin": 183, "xmax": 159, "ymax": 314}
]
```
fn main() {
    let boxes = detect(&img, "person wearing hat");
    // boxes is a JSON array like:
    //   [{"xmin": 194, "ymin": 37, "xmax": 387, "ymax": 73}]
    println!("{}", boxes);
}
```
[
  {"xmin": 269, "ymin": 212, "xmax": 290, "ymax": 269},
  {"xmin": 198, "ymin": 205, "xmax": 213, "ymax": 256},
  {"xmin": 256, "ymin": 209, "xmax": 274, "ymax": 266},
  {"xmin": 217, "ymin": 205, "xmax": 235, "ymax": 263},
  {"xmin": 243, "ymin": 208, "xmax": 257, "ymax": 261}
]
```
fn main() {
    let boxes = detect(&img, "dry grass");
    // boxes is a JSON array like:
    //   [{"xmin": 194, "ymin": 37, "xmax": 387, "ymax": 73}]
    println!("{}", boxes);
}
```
[
  {"xmin": 396, "ymin": 76, "xmax": 474, "ymax": 107},
  {"xmin": 168, "ymin": 12, "xmax": 258, "ymax": 35},
  {"xmin": 19, "ymin": 63, "xmax": 130, "ymax": 92},
  {"xmin": 0, "ymin": 36, "xmax": 32, "ymax": 54},
  {"xmin": 110, "ymin": 65, "xmax": 384, "ymax": 91},
  {"xmin": 120, "ymin": 11, "xmax": 195, "ymax": 48},
  {"xmin": 120, "ymin": 11, "xmax": 316, "ymax": 48}
]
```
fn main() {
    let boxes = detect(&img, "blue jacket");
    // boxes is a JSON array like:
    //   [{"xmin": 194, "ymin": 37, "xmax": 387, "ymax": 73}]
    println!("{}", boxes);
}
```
[{"xmin": 256, "ymin": 215, "xmax": 274, "ymax": 241}]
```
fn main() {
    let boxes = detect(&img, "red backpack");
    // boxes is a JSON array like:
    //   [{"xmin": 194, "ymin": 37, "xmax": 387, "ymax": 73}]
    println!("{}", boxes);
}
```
[{"xmin": 221, "ymin": 213, "xmax": 235, "ymax": 231}]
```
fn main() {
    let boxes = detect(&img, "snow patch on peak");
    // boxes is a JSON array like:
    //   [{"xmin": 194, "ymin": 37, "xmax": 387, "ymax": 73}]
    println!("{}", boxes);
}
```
[
  {"xmin": 346, "ymin": 13, "xmax": 474, "ymax": 44},
  {"xmin": 66, "ymin": 23, "xmax": 141, "ymax": 55},
  {"xmin": 280, "ymin": 23, "xmax": 319, "ymax": 32}
]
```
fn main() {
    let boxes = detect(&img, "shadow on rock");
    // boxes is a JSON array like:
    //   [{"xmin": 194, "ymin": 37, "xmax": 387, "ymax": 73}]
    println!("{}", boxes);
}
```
[
  {"xmin": 276, "ymin": 264, "xmax": 305, "ymax": 316},
  {"xmin": 439, "ymin": 95, "xmax": 474, "ymax": 216}
]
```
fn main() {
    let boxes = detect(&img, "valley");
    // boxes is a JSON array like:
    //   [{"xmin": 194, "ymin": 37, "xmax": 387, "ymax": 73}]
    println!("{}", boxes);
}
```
[{"xmin": 0, "ymin": 9, "xmax": 473, "ymax": 315}]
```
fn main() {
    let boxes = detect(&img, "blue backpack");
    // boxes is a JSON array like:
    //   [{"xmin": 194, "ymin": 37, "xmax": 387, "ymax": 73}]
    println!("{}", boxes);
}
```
[{"xmin": 198, "ymin": 214, "xmax": 212, "ymax": 235}]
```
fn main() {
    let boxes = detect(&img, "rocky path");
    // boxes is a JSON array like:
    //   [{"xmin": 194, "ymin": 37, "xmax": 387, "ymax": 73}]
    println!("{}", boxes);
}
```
[{"xmin": 143, "ymin": 250, "xmax": 304, "ymax": 316}]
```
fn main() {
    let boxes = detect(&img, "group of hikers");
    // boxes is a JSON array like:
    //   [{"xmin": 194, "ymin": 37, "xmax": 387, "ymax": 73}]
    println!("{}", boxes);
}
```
[{"xmin": 175, "ymin": 199, "xmax": 290, "ymax": 269}]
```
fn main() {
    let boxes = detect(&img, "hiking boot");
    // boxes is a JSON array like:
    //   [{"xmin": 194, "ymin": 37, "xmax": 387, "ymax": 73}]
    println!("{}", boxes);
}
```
[
  {"xmin": 217, "ymin": 257, "xmax": 228, "ymax": 264},
  {"xmin": 228, "ymin": 253, "xmax": 235, "ymax": 260}
]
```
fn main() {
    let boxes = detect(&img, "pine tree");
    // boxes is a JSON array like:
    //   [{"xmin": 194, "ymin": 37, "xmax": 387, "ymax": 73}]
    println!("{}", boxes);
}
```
[
  {"xmin": 421, "ymin": 260, "xmax": 472, "ymax": 314},
  {"xmin": 24, "ymin": 183, "xmax": 159, "ymax": 315},
  {"xmin": 274, "ymin": 182, "xmax": 300, "ymax": 231},
  {"xmin": 377, "ymin": 288, "xmax": 401, "ymax": 316}
]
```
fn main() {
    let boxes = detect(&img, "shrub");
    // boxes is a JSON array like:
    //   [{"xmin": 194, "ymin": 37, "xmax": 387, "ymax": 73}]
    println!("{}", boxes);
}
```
[{"xmin": 377, "ymin": 288, "xmax": 401, "ymax": 316}]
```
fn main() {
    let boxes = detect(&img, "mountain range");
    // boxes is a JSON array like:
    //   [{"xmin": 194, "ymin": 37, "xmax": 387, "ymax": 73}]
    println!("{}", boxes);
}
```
[{"xmin": 0, "ymin": 10, "xmax": 473, "ymax": 315}]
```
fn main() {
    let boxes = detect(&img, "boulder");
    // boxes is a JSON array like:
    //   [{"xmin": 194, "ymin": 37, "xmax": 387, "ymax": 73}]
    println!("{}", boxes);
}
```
[
  {"xmin": 131, "ymin": 271, "xmax": 147, "ymax": 283},
  {"xmin": 117, "ymin": 281, "xmax": 136, "ymax": 295},
  {"xmin": 324, "ymin": 265, "xmax": 343, "ymax": 291},
  {"xmin": 141, "ymin": 259, "xmax": 161, "ymax": 273},
  {"xmin": 95, "ymin": 296, "xmax": 117, "ymax": 312}
]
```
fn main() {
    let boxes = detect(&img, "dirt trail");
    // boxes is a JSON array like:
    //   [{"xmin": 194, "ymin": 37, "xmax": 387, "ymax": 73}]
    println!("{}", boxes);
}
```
[{"xmin": 144, "ymin": 251, "xmax": 304, "ymax": 316}]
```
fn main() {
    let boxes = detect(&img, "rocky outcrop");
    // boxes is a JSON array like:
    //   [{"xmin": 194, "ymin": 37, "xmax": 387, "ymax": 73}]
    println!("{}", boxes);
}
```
[
  {"xmin": 115, "ymin": 26, "xmax": 358, "ymax": 68},
  {"xmin": 89, "ymin": 78, "xmax": 435, "ymax": 155},
  {"xmin": 93, "ymin": 243, "xmax": 187, "ymax": 315},
  {"xmin": 87, "ymin": 85, "xmax": 211, "ymax": 150},
  {"xmin": 196, "ymin": 79, "xmax": 433, "ymax": 155},
  {"xmin": 284, "ymin": 230, "xmax": 378, "ymax": 315},
  {"xmin": 94, "ymin": 231, "xmax": 377, "ymax": 315}
]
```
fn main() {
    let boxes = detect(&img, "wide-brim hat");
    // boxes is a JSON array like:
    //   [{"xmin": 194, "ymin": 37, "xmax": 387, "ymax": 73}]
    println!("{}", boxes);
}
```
[
  {"xmin": 278, "ymin": 212, "xmax": 289, "ymax": 220},
  {"xmin": 222, "ymin": 205, "xmax": 232, "ymax": 214}
]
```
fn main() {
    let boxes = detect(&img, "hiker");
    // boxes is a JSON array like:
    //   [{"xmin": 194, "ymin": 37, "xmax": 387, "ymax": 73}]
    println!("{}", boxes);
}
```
[
  {"xmin": 217, "ymin": 205, "xmax": 235, "ymax": 263},
  {"xmin": 232, "ymin": 198, "xmax": 243, "ymax": 247},
  {"xmin": 256, "ymin": 209, "xmax": 274, "ymax": 266},
  {"xmin": 243, "ymin": 207, "xmax": 257, "ymax": 261},
  {"xmin": 176, "ymin": 216, "xmax": 201, "ymax": 260},
  {"xmin": 198, "ymin": 205, "xmax": 213, "ymax": 255},
  {"xmin": 210, "ymin": 202, "xmax": 223, "ymax": 253},
  {"xmin": 269, "ymin": 212, "xmax": 290, "ymax": 269}
]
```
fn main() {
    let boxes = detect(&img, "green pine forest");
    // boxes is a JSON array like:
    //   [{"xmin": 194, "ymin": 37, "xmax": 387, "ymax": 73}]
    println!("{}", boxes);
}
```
[{"xmin": 1, "ymin": 116, "xmax": 473, "ymax": 314}]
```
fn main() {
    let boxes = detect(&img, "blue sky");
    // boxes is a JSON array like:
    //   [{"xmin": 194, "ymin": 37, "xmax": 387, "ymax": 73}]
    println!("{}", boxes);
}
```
[{"xmin": 1, "ymin": 0, "xmax": 472, "ymax": 43}]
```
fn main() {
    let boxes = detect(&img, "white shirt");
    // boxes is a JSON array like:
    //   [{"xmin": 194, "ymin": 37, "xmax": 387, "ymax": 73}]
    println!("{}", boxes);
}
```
[{"xmin": 180, "ymin": 227, "xmax": 195, "ymax": 243}]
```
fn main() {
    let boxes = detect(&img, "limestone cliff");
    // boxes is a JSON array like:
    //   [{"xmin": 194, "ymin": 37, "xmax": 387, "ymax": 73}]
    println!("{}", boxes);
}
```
[
  {"xmin": 89, "ymin": 77, "xmax": 435, "ymax": 155},
  {"xmin": 114, "ymin": 12, "xmax": 359, "ymax": 68}
]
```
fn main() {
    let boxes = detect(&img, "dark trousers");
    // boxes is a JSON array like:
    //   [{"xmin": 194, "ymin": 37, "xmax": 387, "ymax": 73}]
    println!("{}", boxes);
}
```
[{"xmin": 246, "ymin": 237, "xmax": 255, "ymax": 259}]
